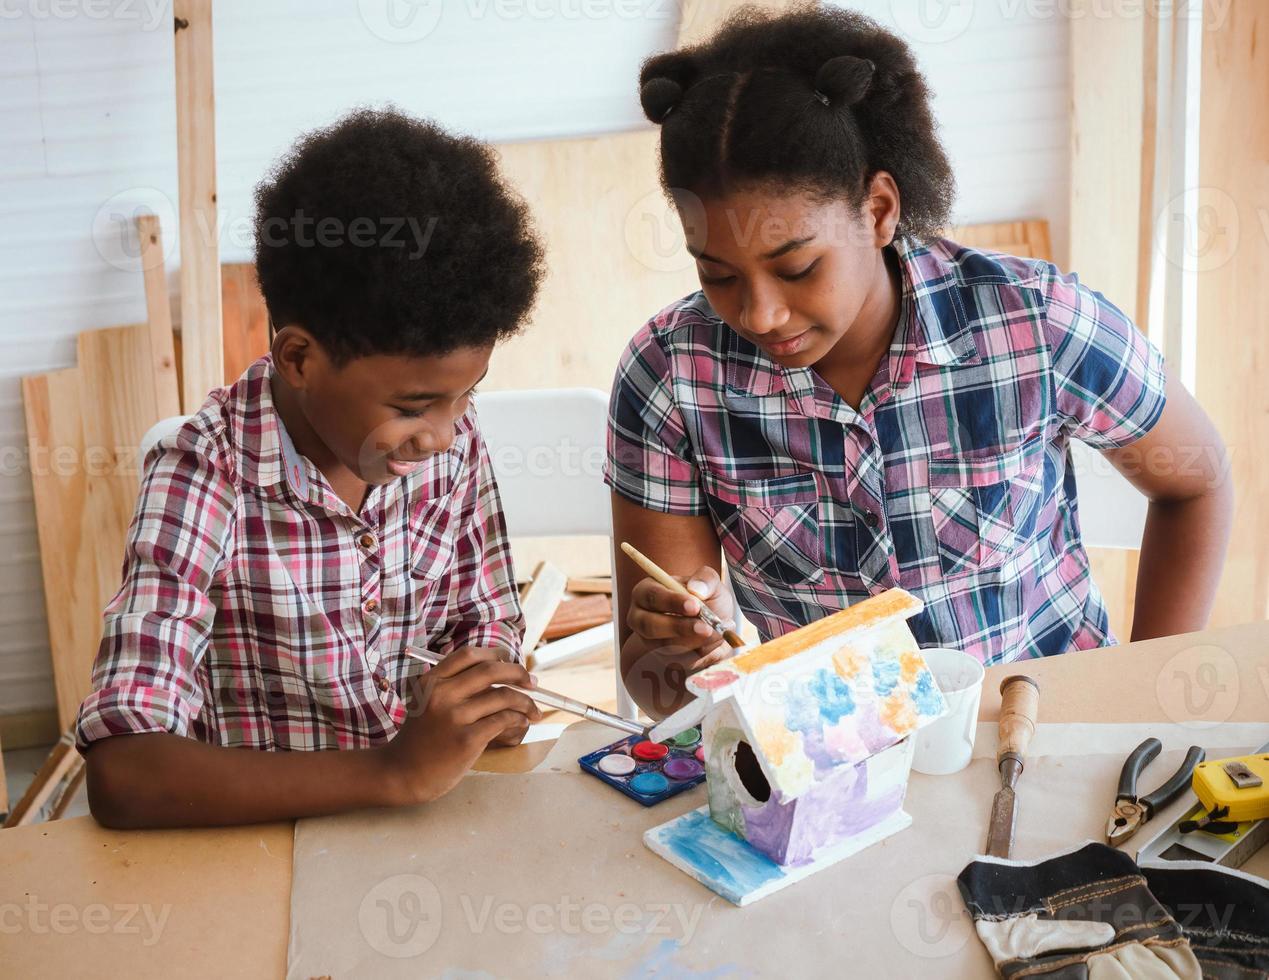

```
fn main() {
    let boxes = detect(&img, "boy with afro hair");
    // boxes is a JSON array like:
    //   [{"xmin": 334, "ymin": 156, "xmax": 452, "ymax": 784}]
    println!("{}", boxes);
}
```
[{"xmin": 77, "ymin": 108, "xmax": 548, "ymax": 827}]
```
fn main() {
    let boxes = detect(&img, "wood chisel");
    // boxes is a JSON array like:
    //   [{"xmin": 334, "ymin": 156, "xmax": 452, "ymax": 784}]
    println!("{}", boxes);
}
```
[{"xmin": 984, "ymin": 675, "xmax": 1041, "ymax": 858}]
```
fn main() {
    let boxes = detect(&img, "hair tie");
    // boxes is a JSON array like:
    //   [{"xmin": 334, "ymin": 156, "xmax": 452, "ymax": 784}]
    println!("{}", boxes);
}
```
[{"xmin": 813, "ymin": 90, "xmax": 831, "ymax": 107}]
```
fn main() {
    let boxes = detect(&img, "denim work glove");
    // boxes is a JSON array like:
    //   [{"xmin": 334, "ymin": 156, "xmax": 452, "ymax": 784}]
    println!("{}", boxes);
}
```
[{"xmin": 959, "ymin": 842, "xmax": 1201, "ymax": 979}]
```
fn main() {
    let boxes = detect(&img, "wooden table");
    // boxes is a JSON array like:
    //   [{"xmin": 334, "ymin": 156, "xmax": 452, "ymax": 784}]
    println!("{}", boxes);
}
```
[{"xmin": 3, "ymin": 621, "xmax": 1267, "ymax": 978}]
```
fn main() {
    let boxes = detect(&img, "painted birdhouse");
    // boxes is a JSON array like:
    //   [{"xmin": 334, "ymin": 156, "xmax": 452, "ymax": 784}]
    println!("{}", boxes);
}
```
[{"xmin": 645, "ymin": 588, "xmax": 947, "ymax": 905}]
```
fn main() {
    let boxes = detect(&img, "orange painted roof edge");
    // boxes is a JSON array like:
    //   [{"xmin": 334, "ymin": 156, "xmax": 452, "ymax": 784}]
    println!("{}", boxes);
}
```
[{"xmin": 729, "ymin": 588, "xmax": 923, "ymax": 676}]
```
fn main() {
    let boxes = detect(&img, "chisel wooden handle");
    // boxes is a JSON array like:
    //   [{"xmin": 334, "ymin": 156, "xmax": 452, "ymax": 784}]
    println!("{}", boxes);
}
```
[{"xmin": 997, "ymin": 675, "xmax": 1040, "ymax": 765}]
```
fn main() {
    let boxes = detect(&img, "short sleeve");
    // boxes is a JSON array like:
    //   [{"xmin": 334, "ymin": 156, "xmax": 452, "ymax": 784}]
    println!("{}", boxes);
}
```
[
  {"xmin": 1042, "ymin": 266, "xmax": 1168, "ymax": 450},
  {"xmin": 604, "ymin": 322, "xmax": 706, "ymax": 515},
  {"xmin": 75, "ymin": 438, "xmax": 236, "ymax": 754}
]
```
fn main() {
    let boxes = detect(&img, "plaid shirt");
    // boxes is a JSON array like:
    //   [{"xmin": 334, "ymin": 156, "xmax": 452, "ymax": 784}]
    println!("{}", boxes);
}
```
[
  {"xmin": 606, "ymin": 237, "xmax": 1167, "ymax": 665},
  {"xmin": 76, "ymin": 356, "xmax": 523, "ymax": 753}
]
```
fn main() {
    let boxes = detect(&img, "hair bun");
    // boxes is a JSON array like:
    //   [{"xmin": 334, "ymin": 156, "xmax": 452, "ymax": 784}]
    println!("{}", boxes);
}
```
[
  {"xmin": 640, "ymin": 77, "xmax": 683, "ymax": 123},
  {"xmin": 814, "ymin": 55, "xmax": 875, "ymax": 108}
]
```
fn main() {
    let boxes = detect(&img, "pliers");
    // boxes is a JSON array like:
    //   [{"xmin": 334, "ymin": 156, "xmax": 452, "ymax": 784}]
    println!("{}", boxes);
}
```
[{"xmin": 1106, "ymin": 738, "xmax": 1206, "ymax": 846}]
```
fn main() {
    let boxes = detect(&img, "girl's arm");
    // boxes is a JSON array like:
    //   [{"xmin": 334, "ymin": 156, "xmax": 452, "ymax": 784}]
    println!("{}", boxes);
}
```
[
  {"xmin": 611, "ymin": 494, "xmax": 736, "ymax": 719},
  {"xmin": 1101, "ymin": 371, "xmax": 1233, "ymax": 640}
]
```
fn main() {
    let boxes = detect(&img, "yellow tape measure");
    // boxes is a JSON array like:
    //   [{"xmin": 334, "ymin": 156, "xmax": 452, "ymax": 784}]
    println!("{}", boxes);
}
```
[{"xmin": 1192, "ymin": 752, "xmax": 1269, "ymax": 823}]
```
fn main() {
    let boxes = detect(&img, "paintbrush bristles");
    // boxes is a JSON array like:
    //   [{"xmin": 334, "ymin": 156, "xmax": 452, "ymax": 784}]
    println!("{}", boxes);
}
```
[{"xmin": 722, "ymin": 628, "xmax": 745, "ymax": 649}]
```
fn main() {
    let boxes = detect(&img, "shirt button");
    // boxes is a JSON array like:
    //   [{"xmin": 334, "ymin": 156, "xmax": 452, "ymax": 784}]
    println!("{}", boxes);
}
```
[
  {"xmin": 863, "ymin": 510, "xmax": 880, "ymax": 529},
  {"xmin": 364, "ymin": 598, "xmax": 380, "ymax": 615},
  {"xmin": 359, "ymin": 533, "xmax": 376, "ymax": 549},
  {"xmin": 376, "ymin": 674, "xmax": 390, "ymax": 693}
]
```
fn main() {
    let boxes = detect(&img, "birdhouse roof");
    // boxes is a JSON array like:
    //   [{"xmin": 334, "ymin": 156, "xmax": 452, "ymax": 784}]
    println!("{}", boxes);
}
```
[{"xmin": 679, "ymin": 589, "xmax": 948, "ymax": 800}]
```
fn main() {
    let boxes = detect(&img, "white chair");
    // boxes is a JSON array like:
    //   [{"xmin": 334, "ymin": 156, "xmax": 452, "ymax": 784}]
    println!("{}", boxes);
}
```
[
  {"xmin": 138, "ymin": 415, "xmax": 193, "ymax": 471},
  {"xmin": 1069, "ymin": 441, "xmax": 1148, "ymax": 549},
  {"xmin": 476, "ymin": 387, "xmax": 636, "ymax": 717}
]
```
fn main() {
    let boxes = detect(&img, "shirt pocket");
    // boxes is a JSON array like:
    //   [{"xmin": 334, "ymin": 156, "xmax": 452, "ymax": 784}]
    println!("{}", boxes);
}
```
[
  {"xmin": 699, "ymin": 469, "xmax": 825, "ymax": 586},
  {"xmin": 927, "ymin": 436, "xmax": 1045, "ymax": 576}
]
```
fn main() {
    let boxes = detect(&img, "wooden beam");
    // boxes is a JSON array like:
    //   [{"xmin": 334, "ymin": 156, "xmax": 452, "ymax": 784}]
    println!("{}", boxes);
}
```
[
  {"xmin": 1196, "ymin": 4, "xmax": 1269, "ymax": 625},
  {"xmin": 221, "ymin": 264, "xmax": 270, "ymax": 384},
  {"xmin": 542, "ymin": 594, "xmax": 613, "ymax": 642},
  {"xmin": 173, "ymin": 0, "xmax": 224, "ymax": 410},
  {"xmin": 518, "ymin": 561, "xmax": 568, "ymax": 656},
  {"xmin": 2, "ymin": 735, "xmax": 78, "ymax": 828},
  {"xmin": 135, "ymin": 215, "xmax": 182, "ymax": 419}
]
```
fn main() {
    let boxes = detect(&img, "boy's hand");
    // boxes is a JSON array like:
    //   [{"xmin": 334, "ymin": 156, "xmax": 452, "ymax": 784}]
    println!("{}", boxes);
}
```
[
  {"xmin": 627, "ymin": 564, "xmax": 737, "ymax": 670},
  {"xmin": 382, "ymin": 647, "xmax": 541, "ymax": 804}
]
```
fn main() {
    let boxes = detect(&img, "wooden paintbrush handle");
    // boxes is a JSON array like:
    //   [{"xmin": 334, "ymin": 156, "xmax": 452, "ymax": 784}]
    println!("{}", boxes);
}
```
[
  {"xmin": 997, "ymin": 675, "xmax": 1040, "ymax": 763},
  {"xmin": 620, "ymin": 542, "xmax": 693, "ymax": 598}
]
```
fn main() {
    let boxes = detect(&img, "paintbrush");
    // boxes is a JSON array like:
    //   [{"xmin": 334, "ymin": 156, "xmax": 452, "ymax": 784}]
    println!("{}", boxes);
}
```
[
  {"xmin": 403, "ymin": 648, "xmax": 648, "ymax": 739},
  {"xmin": 619, "ymin": 542, "xmax": 745, "ymax": 649}
]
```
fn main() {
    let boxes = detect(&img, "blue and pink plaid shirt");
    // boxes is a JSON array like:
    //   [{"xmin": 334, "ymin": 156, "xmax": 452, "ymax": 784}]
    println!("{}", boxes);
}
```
[
  {"xmin": 606, "ymin": 237, "xmax": 1167, "ymax": 665},
  {"xmin": 76, "ymin": 355, "xmax": 523, "ymax": 754}
]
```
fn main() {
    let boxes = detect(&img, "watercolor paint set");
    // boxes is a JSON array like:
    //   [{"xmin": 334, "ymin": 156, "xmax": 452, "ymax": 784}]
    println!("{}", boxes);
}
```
[{"xmin": 578, "ymin": 728, "xmax": 707, "ymax": 806}]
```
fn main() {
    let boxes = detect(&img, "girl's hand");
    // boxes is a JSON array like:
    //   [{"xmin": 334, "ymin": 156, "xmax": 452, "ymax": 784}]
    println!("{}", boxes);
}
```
[{"xmin": 627, "ymin": 564, "xmax": 737, "ymax": 670}]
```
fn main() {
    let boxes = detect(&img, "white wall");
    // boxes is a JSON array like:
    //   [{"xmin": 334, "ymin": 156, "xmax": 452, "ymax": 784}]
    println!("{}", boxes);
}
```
[{"xmin": 0, "ymin": 0, "xmax": 1069, "ymax": 716}]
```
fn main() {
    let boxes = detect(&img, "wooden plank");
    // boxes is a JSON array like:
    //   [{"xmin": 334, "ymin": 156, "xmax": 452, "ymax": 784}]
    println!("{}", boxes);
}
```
[
  {"xmin": 1070, "ymin": 1, "xmax": 1150, "ymax": 302},
  {"xmin": 518, "ymin": 560, "xmax": 568, "ymax": 655},
  {"xmin": 135, "ymin": 214, "xmax": 182, "ymax": 419},
  {"xmin": 1087, "ymin": 548, "xmax": 1139, "ymax": 643},
  {"xmin": 0, "ymin": 708, "xmax": 60, "ymax": 752},
  {"xmin": 946, "ymin": 219, "xmax": 1048, "ymax": 258},
  {"xmin": 565, "ymin": 576, "xmax": 613, "ymax": 595},
  {"xmin": 2, "ymin": 735, "xmax": 77, "ymax": 828},
  {"xmin": 22, "ymin": 370, "xmax": 102, "ymax": 729},
  {"xmin": 46, "ymin": 757, "xmax": 87, "ymax": 822},
  {"xmin": 488, "ymin": 131, "xmax": 697, "ymax": 394},
  {"xmin": 529, "ymin": 622, "xmax": 616, "ymax": 672},
  {"xmin": 76, "ymin": 326, "xmax": 160, "ymax": 623},
  {"xmin": 542, "ymin": 594, "xmax": 612, "ymax": 642},
  {"xmin": 23, "ymin": 324, "xmax": 167, "ymax": 731},
  {"xmin": 221, "ymin": 263, "xmax": 270, "ymax": 384},
  {"xmin": 173, "ymin": 0, "xmax": 224, "ymax": 410},
  {"xmin": 1196, "ymin": 4, "xmax": 1269, "ymax": 625}
]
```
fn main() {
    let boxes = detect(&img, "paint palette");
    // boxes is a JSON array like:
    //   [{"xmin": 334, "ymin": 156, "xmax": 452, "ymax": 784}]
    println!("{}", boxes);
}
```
[{"xmin": 578, "ymin": 729, "xmax": 707, "ymax": 807}]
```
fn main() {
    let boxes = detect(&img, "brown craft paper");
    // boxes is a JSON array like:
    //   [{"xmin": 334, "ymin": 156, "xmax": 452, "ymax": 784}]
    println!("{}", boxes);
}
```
[{"xmin": 287, "ymin": 743, "xmax": 1268, "ymax": 978}]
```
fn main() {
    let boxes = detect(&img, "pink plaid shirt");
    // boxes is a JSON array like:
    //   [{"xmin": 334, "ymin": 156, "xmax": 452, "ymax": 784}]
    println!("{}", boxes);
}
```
[{"xmin": 75, "ymin": 356, "xmax": 523, "ymax": 753}]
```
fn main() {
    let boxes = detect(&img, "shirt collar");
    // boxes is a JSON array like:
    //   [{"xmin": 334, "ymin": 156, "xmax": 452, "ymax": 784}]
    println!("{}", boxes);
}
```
[
  {"xmin": 895, "ymin": 236, "xmax": 981, "ymax": 368},
  {"xmin": 234, "ymin": 355, "xmax": 333, "ymax": 507}
]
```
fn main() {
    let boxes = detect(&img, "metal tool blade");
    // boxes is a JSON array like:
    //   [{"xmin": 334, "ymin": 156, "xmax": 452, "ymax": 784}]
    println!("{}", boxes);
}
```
[{"xmin": 985, "ymin": 786, "xmax": 1017, "ymax": 857}]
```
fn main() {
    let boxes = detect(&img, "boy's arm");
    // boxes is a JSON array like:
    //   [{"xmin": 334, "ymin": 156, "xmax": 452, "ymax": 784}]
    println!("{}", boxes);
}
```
[
  {"xmin": 80, "ymin": 439, "xmax": 540, "ymax": 828},
  {"xmin": 87, "ymin": 648, "xmax": 542, "ymax": 828}
]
